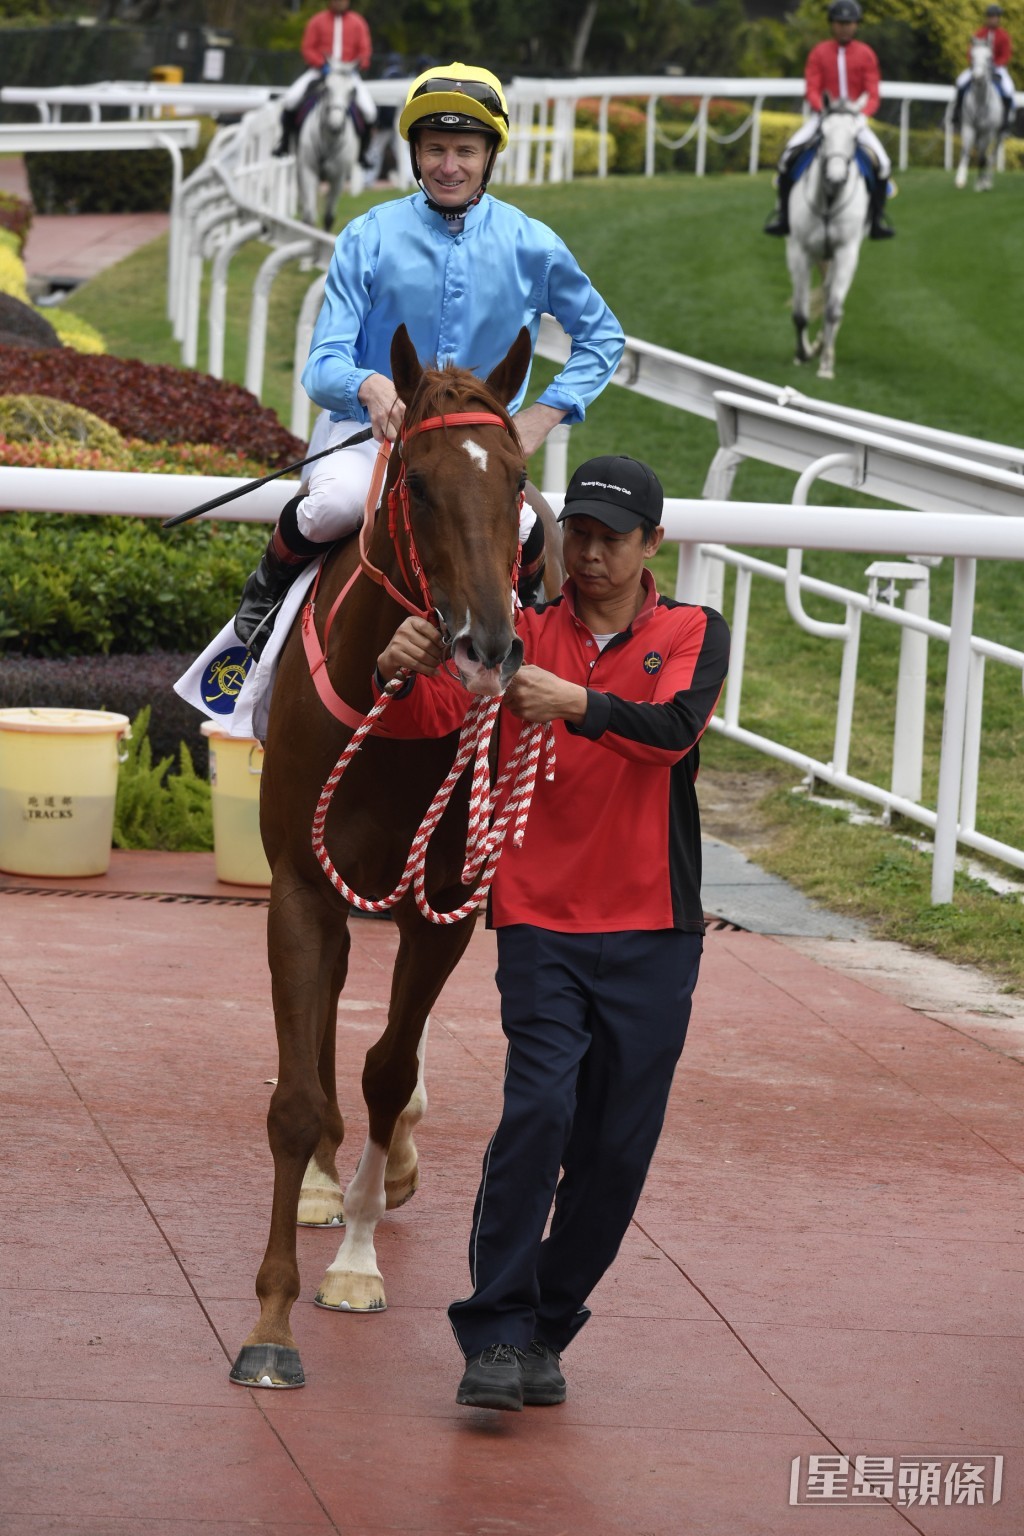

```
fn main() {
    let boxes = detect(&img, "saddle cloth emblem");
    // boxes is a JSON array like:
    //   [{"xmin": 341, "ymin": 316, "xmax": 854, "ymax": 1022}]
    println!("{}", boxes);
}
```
[{"xmin": 202, "ymin": 646, "xmax": 253, "ymax": 714}]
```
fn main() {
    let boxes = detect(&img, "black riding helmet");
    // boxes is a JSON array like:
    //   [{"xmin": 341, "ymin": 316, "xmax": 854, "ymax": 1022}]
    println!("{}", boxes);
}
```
[{"xmin": 828, "ymin": 0, "xmax": 863, "ymax": 21}]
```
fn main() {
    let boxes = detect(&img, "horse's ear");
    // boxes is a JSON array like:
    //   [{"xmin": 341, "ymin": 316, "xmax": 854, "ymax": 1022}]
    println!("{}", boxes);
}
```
[
  {"xmin": 484, "ymin": 327, "xmax": 532, "ymax": 408},
  {"xmin": 391, "ymin": 324, "xmax": 423, "ymax": 405}
]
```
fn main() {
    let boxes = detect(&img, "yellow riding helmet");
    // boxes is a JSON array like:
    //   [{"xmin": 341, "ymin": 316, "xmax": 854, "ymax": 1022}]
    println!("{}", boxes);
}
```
[{"xmin": 399, "ymin": 63, "xmax": 510, "ymax": 153}]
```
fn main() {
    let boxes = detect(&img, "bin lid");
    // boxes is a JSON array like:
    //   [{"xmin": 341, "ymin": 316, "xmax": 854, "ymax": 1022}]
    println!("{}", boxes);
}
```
[
  {"xmin": 0, "ymin": 707, "xmax": 131, "ymax": 735},
  {"xmin": 200, "ymin": 720, "xmax": 263, "ymax": 745}
]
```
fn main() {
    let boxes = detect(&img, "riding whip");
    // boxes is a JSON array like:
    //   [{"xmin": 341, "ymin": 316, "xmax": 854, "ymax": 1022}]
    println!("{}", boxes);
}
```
[{"xmin": 161, "ymin": 426, "xmax": 374, "ymax": 529}]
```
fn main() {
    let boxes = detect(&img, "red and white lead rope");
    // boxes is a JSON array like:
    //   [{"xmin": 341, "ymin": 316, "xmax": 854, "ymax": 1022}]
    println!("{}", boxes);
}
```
[{"xmin": 311, "ymin": 673, "xmax": 556, "ymax": 925}]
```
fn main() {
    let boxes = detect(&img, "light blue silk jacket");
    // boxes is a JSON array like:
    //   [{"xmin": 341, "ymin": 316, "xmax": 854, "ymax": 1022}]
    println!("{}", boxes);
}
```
[{"xmin": 301, "ymin": 191, "xmax": 625, "ymax": 425}]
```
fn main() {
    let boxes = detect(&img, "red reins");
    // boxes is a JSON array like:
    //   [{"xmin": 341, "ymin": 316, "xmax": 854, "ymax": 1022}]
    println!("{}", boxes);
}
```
[{"xmin": 302, "ymin": 409, "xmax": 521, "ymax": 728}]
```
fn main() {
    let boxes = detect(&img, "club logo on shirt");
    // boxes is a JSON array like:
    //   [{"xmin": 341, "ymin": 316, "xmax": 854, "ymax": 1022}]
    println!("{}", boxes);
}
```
[{"xmin": 643, "ymin": 651, "xmax": 663, "ymax": 675}]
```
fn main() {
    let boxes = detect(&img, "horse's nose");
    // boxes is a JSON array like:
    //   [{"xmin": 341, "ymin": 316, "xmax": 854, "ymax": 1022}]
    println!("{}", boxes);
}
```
[{"xmin": 465, "ymin": 629, "xmax": 517, "ymax": 673}]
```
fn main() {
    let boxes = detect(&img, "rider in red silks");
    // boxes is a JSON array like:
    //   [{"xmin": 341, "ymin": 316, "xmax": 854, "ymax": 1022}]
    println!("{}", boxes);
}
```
[
  {"xmin": 275, "ymin": 0, "xmax": 377, "ymax": 160},
  {"xmin": 953, "ymin": 4, "xmax": 1017, "ymax": 132},
  {"xmin": 764, "ymin": 0, "xmax": 895, "ymax": 240}
]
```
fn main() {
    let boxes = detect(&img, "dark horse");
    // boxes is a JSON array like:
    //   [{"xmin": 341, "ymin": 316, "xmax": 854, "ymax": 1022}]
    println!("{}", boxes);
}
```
[{"xmin": 230, "ymin": 324, "xmax": 537, "ymax": 1389}]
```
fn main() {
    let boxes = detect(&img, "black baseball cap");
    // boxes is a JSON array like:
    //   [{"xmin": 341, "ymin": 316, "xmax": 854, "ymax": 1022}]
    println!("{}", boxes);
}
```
[{"xmin": 557, "ymin": 455, "xmax": 664, "ymax": 534}]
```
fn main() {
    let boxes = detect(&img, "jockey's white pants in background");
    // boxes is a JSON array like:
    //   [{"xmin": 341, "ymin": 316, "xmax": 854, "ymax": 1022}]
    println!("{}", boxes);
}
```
[
  {"xmin": 295, "ymin": 411, "xmax": 538, "ymax": 546},
  {"xmin": 955, "ymin": 64, "xmax": 1016, "ymax": 97},
  {"xmin": 281, "ymin": 69, "xmax": 377, "ymax": 125},
  {"xmin": 784, "ymin": 114, "xmax": 892, "ymax": 180}
]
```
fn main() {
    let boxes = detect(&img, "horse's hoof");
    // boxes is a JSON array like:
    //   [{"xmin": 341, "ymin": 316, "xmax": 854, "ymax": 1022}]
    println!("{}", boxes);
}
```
[
  {"xmin": 229, "ymin": 1343, "xmax": 305, "ymax": 1389},
  {"xmin": 385, "ymin": 1165, "xmax": 419, "ymax": 1210},
  {"xmin": 818, "ymin": 365, "xmax": 835, "ymax": 381},
  {"xmin": 315, "ymin": 1270, "xmax": 387, "ymax": 1312},
  {"xmin": 297, "ymin": 1188, "xmax": 345, "ymax": 1227}
]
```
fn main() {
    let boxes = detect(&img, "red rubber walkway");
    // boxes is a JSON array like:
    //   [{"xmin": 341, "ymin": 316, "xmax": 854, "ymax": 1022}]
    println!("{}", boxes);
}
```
[{"xmin": 0, "ymin": 851, "xmax": 1020, "ymax": 1534}]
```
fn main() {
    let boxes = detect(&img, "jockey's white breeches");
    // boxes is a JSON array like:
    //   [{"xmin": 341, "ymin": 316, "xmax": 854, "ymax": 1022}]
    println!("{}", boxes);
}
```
[
  {"xmin": 956, "ymin": 65, "xmax": 1016, "ymax": 95},
  {"xmin": 282, "ymin": 70, "xmax": 377, "ymax": 123},
  {"xmin": 784, "ymin": 115, "xmax": 891, "ymax": 180},
  {"xmin": 297, "ymin": 411, "xmax": 537, "ymax": 545}
]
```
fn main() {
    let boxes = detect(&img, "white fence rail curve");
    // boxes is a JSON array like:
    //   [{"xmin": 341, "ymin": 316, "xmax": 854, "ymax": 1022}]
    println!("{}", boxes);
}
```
[{"xmin": 3, "ymin": 461, "xmax": 1023, "ymax": 907}]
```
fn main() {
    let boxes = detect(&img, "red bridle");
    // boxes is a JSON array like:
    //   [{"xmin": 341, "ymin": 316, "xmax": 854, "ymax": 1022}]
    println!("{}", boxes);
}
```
[{"xmin": 302, "ymin": 409, "xmax": 524, "ymax": 727}]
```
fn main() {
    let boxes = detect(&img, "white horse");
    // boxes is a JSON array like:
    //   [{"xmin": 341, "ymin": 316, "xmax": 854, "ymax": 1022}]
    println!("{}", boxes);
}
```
[
  {"xmin": 955, "ymin": 41, "xmax": 1003, "ymax": 192},
  {"xmin": 295, "ymin": 61, "xmax": 359, "ymax": 231},
  {"xmin": 786, "ymin": 95, "xmax": 871, "ymax": 381}
]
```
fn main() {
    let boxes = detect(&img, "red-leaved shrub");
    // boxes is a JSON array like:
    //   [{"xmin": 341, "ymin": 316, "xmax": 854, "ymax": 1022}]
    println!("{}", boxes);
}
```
[{"xmin": 0, "ymin": 349, "xmax": 307, "ymax": 468}]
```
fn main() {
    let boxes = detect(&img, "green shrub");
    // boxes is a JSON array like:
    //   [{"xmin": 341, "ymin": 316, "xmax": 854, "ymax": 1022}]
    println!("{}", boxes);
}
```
[
  {"xmin": 46, "ymin": 309, "xmax": 106, "ymax": 354},
  {"xmin": 0, "ymin": 512, "xmax": 266, "ymax": 657},
  {"xmin": 570, "ymin": 128, "xmax": 616, "ymax": 175},
  {"xmin": 0, "ymin": 190, "xmax": 32, "ymax": 253},
  {"xmin": 113, "ymin": 705, "xmax": 213, "ymax": 853},
  {"xmin": 0, "ymin": 394, "xmax": 123, "ymax": 452}
]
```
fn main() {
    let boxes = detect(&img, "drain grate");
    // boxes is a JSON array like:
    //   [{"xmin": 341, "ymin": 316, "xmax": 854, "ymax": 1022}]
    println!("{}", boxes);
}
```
[
  {"xmin": 703, "ymin": 914, "xmax": 745, "ymax": 933},
  {"xmin": 0, "ymin": 884, "xmax": 269, "ymax": 908}
]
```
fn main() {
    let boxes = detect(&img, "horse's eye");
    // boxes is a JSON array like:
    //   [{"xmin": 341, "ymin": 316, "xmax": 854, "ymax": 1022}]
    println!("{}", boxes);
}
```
[
  {"xmin": 517, "ymin": 473, "xmax": 527, "ymax": 493},
  {"xmin": 406, "ymin": 473, "xmax": 429, "ymax": 503}
]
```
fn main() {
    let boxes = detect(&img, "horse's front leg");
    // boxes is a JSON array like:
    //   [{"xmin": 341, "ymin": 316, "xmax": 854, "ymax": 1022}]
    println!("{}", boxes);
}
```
[
  {"xmin": 818, "ymin": 242, "xmax": 860, "ymax": 381},
  {"xmin": 976, "ymin": 143, "xmax": 993, "ymax": 191},
  {"xmin": 315, "ymin": 902, "xmax": 478, "ymax": 1313},
  {"xmin": 229, "ymin": 877, "xmax": 351, "ymax": 1388},
  {"xmin": 297, "ymin": 942, "xmax": 349, "ymax": 1228},
  {"xmin": 786, "ymin": 237, "xmax": 817, "ymax": 364},
  {"xmin": 955, "ymin": 127, "xmax": 973, "ymax": 188}
]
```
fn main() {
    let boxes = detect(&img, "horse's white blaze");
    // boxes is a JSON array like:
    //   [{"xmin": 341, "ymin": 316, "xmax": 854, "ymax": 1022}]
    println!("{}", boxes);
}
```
[
  {"xmin": 327, "ymin": 1137, "xmax": 388, "ymax": 1279},
  {"xmin": 461, "ymin": 439, "xmax": 489, "ymax": 473}
]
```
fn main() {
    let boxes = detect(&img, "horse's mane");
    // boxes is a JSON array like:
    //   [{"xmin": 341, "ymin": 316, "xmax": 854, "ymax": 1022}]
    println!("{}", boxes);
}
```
[{"xmin": 409, "ymin": 361, "xmax": 523, "ymax": 453}]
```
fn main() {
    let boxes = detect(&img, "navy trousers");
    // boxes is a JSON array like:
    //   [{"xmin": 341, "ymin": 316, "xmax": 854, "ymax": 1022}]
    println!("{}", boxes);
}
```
[{"xmin": 448, "ymin": 925, "xmax": 703, "ymax": 1357}]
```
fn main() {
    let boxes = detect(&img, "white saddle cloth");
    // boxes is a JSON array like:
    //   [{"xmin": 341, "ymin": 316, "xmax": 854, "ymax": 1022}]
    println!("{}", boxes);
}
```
[{"xmin": 173, "ymin": 563, "xmax": 320, "ymax": 743}]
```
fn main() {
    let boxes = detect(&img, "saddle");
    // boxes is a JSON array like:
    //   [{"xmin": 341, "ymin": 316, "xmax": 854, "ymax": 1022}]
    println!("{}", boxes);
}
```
[{"xmin": 790, "ymin": 139, "xmax": 878, "ymax": 191}]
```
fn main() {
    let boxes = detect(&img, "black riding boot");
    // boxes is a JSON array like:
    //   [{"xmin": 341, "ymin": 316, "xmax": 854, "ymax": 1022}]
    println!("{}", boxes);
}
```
[
  {"xmin": 517, "ymin": 515, "xmax": 547, "ymax": 609},
  {"xmin": 763, "ymin": 168, "xmax": 793, "ymax": 237},
  {"xmin": 868, "ymin": 178, "xmax": 896, "ymax": 240},
  {"xmin": 952, "ymin": 86, "xmax": 966, "ymax": 132},
  {"xmin": 234, "ymin": 494, "xmax": 326, "ymax": 660},
  {"xmin": 358, "ymin": 124, "xmax": 375, "ymax": 170},
  {"xmin": 274, "ymin": 107, "xmax": 298, "ymax": 158}
]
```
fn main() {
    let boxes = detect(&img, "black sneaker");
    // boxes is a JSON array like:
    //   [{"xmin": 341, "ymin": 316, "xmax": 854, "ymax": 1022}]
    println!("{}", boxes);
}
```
[
  {"xmin": 456, "ymin": 1343, "xmax": 524, "ymax": 1411},
  {"xmin": 521, "ymin": 1339, "xmax": 566, "ymax": 1406}
]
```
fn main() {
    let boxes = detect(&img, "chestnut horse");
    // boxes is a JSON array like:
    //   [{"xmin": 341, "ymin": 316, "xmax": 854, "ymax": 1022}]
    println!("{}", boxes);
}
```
[{"xmin": 230, "ymin": 324, "xmax": 537, "ymax": 1390}]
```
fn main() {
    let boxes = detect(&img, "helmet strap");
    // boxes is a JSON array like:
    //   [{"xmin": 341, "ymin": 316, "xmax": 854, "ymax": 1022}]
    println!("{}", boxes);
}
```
[{"xmin": 409, "ymin": 135, "xmax": 500, "ymax": 220}]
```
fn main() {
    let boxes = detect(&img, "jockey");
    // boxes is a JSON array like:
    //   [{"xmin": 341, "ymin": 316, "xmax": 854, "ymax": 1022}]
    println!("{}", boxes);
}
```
[
  {"xmin": 764, "ymin": 0, "xmax": 895, "ymax": 240},
  {"xmin": 233, "ymin": 63, "xmax": 625, "ymax": 659},
  {"xmin": 953, "ymin": 5, "xmax": 1017, "ymax": 132},
  {"xmin": 275, "ymin": 0, "xmax": 377, "ymax": 161}
]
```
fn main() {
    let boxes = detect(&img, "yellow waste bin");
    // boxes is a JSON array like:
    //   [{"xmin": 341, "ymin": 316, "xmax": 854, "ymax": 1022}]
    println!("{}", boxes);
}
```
[
  {"xmin": 200, "ymin": 722, "xmax": 271, "ymax": 886},
  {"xmin": 150, "ymin": 65, "xmax": 184, "ymax": 84},
  {"xmin": 0, "ymin": 708, "xmax": 131, "ymax": 877}
]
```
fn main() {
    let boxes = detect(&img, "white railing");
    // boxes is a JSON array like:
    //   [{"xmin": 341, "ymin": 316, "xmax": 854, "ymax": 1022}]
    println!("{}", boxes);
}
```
[
  {"xmin": 2, "ymin": 462, "xmax": 1023, "ymax": 905},
  {"xmin": 8, "ymin": 73, "xmax": 1022, "ymax": 178},
  {"xmin": 0, "ymin": 118, "xmax": 200, "ymax": 216}
]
